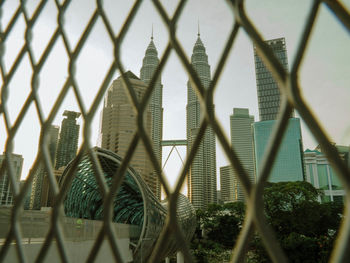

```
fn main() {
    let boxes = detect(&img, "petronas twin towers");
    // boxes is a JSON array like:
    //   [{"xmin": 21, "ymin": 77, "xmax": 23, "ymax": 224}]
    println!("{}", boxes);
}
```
[{"xmin": 100, "ymin": 32, "xmax": 216, "ymax": 209}]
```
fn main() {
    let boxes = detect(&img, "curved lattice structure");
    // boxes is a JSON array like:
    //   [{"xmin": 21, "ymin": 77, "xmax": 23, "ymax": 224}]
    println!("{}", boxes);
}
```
[{"xmin": 60, "ymin": 147, "xmax": 195, "ymax": 262}]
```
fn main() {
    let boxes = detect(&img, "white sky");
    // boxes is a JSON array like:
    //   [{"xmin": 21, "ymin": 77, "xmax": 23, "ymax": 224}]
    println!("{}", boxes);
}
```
[{"xmin": 1, "ymin": 0, "xmax": 349, "ymax": 190}]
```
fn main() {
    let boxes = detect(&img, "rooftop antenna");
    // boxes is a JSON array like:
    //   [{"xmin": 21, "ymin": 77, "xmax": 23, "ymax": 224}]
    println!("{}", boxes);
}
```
[
  {"xmin": 151, "ymin": 23, "xmax": 154, "ymax": 40},
  {"xmin": 197, "ymin": 20, "xmax": 200, "ymax": 37}
]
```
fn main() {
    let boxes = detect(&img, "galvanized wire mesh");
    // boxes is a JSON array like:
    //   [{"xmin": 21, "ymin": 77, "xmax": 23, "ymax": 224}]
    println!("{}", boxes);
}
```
[{"xmin": 0, "ymin": 0, "xmax": 350, "ymax": 262}]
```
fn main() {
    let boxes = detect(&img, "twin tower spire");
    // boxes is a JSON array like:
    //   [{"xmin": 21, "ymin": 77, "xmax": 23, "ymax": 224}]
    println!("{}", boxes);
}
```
[{"xmin": 140, "ymin": 27, "xmax": 216, "ymax": 210}]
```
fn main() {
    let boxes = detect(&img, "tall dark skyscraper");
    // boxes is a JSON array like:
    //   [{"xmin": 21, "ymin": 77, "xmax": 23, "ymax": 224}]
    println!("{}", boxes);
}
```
[
  {"xmin": 186, "ymin": 33, "xmax": 217, "ymax": 210},
  {"xmin": 55, "ymin": 111, "xmax": 80, "ymax": 169},
  {"xmin": 254, "ymin": 37, "xmax": 293, "ymax": 121},
  {"xmin": 140, "ymin": 34, "xmax": 163, "ymax": 199},
  {"xmin": 253, "ymin": 38, "xmax": 304, "ymax": 183}
]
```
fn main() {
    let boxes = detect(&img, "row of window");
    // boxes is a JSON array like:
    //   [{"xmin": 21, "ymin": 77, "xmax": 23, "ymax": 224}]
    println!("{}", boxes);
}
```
[
  {"xmin": 258, "ymin": 89, "xmax": 280, "ymax": 97},
  {"xmin": 258, "ymin": 83, "xmax": 278, "ymax": 90},
  {"xmin": 258, "ymin": 95, "xmax": 280, "ymax": 102},
  {"xmin": 257, "ymin": 77, "xmax": 277, "ymax": 85},
  {"xmin": 257, "ymin": 72, "xmax": 272, "ymax": 79},
  {"xmin": 260, "ymin": 106, "xmax": 280, "ymax": 114},
  {"xmin": 255, "ymin": 57, "xmax": 288, "ymax": 71},
  {"xmin": 260, "ymin": 113, "xmax": 278, "ymax": 121},
  {"xmin": 260, "ymin": 101, "xmax": 280, "ymax": 108},
  {"xmin": 272, "ymin": 51, "xmax": 287, "ymax": 60}
]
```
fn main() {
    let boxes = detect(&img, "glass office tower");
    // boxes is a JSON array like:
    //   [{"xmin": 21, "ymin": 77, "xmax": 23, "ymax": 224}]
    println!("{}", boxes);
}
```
[{"xmin": 253, "ymin": 118, "xmax": 304, "ymax": 182}]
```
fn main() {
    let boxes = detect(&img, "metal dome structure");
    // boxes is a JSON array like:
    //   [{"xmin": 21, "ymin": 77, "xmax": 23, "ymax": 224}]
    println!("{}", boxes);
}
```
[{"xmin": 60, "ymin": 147, "xmax": 196, "ymax": 262}]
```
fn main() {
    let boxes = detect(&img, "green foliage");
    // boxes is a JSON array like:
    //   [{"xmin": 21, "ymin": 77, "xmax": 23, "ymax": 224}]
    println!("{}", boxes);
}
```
[
  {"xmin": 191, "ymin": 202, "xmax": 246, "ymax": 262},
  {"xmin": 191, "ymin": 182, "xmax": 343, "ymax": 262},
  {"xmin": 250, "ymin": 181, "xmax": 343, "ymax": 262},
  {"xmin": 263, "ymin": 181, "xmax": 320, "ymax": 215}
]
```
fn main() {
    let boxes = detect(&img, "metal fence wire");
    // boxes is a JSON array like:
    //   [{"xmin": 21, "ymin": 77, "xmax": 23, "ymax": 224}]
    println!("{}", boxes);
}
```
[{"xmin": 1, "ymin": 0, "xmax": 350, "ymax": 262}]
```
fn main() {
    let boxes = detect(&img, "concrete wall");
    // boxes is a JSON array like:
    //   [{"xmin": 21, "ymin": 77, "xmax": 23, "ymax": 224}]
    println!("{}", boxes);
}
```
[
  {"xmin": 0, "ymin": 208, "xmax": 139, "ymax": 262},
  {"xmin": 2, "ymin": 239, "xmax": 132, "ymax": 263}
]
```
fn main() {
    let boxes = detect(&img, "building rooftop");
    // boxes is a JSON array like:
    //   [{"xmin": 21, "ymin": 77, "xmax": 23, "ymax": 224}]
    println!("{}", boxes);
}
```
[
  {"xmin": 63, "ymin": 110, "xmax": 81, "ymax": 119},
  {"xmin": 124, "ymin": 71, "xmax": 140, "ymax": 80}
]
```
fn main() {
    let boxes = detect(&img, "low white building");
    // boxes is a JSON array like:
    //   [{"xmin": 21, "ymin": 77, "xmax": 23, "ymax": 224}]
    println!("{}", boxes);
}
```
[{"xmin": 304, "ymin": 146, "xmax": 348, "ymax": 203}]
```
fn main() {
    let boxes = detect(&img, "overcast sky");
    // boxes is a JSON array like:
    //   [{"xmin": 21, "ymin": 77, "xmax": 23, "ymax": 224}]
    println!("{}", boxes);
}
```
[{"xmin": 1, "ymin": 0, "xmax": 349, "ymax": 190}]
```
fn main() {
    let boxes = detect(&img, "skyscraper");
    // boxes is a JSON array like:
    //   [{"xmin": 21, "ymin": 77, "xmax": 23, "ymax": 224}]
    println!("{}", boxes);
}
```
[
  {"xmin": 30, "ymin": 124, "xmax": 61, "ymax": 209},
  {"xmin": 254, "ymin": 37, "xmax": 293, "ymax": 121},
  {"xmin": 229, "ymin": 108, "xmax": 255, "ymax": 201},
  {"xmin": 220, "ymin": 165, "xmax": 234, "ymax": 203},
  {"xmin": 0, "ymin": 153, "xmax": 23, "ymax": 206},
  {"xmin": 253, "ymin": 38, "xmax": 304, "ymax": 183},
  {"xmin": 186, "ymin": 33, "xmax": 217, "ymax": 209},
  {"xmin": 55, "ymin": 111, "xmax": 80, "ymax": 169},
  {"xmin": 140, "ymin": 35, "xmax": 163, "ymax": 199},
  {"xmin": 253, "ymin": 118, "xmax": 304, "ymax": 182},
  {"xmin": 100, "ymin": 71, "xmax": 157, "ymax": 197},
  {"xmin": 48, "ymin": 125, "xmax": 60, "ymax": 165}
]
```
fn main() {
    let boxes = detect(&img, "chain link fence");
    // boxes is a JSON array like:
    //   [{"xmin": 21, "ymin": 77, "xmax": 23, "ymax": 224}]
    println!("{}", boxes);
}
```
[{"xmin": 1, "ymin": 0, "xmax": 350, "ymax": 262}]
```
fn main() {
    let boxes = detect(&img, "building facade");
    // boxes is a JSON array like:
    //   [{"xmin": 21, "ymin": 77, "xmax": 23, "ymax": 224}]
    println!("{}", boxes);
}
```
[
  {"xmin": 220, "ymin": 165, "xmax": 234, "ymax": 203},
  {"xmin": 229, "ymin": 108, "xmax": 256, "ymax": 201},
  {"xmin": 48, "ymin": 125, "xmax": 60, "ymax": 166},
  {"xmin": 100, "ymin": 71, "xmax": 157, "ymax": 197},
  {"xmin": 186, "ymin": 34, "xmax": 217, "ymax": 209},
  {"xmin": 40, "ymin": 167, "xmax": 65, "ymax": 207},
  {"xmin": 20, "ymin": 180, "xmax": 31, "ymax": 209},
  {"xmin": 31, "ymin": 124, "xmax": 62, "ymax": 209},
  {"xmin": 253, "ymin": 118, "xmax": 304, "ymax": 182},
  {"xmin": 254, "ymin": 37, "xmax": 293, "ymax": 121},
  {"xmin": 304, "ymin": 146, "xmax": 348, "ymax": 204},
  {"xmin": 0, "ymin": 153, "xmax": 23, "ymax": 206},
  {"xmin": 140, "ymin": 36, "xmax": 163, "ymax": 199},
  {"xmin": 55, "ymin": 111, "xmax": 80, "ymax": 170}
]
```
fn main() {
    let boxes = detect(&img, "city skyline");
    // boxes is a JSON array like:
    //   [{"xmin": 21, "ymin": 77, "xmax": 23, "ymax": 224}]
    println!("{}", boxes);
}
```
[{"xmin": 1, "ymin": 1, "xmax": 349, "ymax": 190}]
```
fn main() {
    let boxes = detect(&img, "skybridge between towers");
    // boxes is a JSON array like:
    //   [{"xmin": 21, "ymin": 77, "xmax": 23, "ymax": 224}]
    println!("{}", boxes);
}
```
[
  {"xmin": 161, "ymin": 140, "xmax": 187, "ymax": 147},
  {"xmin": 161, "ymin": 140, "xmax": 188, "ymax": 170}
]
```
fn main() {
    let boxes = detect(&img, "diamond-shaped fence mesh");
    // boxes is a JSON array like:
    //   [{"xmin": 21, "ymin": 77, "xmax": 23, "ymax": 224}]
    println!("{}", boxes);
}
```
[{"xmin": 0, "ymin": 0, "xmax": 349, "ymax": 262}]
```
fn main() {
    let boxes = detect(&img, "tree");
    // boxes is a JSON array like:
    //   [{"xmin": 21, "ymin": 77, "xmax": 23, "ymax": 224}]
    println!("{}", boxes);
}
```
[
  {"xmin": 249, "ymin": 181, "xmax": 343, "ymax": 262},
  {"xmin": 191, "ymin": 202, "xmax": 246, "ymax": 262}
]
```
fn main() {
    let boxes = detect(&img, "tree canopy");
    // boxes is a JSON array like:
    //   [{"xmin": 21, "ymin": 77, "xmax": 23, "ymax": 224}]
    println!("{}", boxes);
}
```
[
  {"xmin": 251, "ymin": 181, "xmax": 343, "ymax": 262},
  {"xmin": 191, "ymin": 181, "xmax": 343, "ymax": 263}
]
